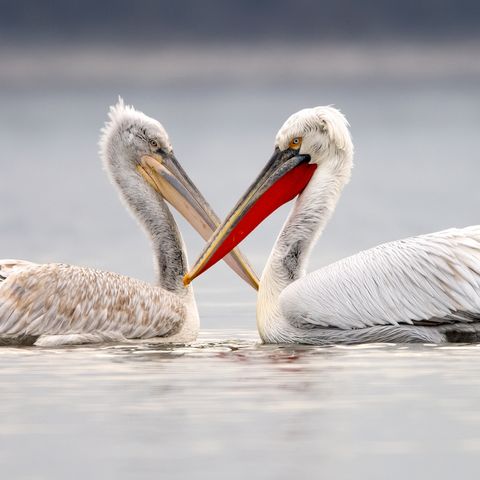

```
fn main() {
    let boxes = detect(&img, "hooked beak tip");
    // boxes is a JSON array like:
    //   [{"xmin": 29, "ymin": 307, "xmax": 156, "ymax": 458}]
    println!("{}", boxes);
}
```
[{"xmin": 183, "ymin": 274, "xmax": 192, "ymax": 287}]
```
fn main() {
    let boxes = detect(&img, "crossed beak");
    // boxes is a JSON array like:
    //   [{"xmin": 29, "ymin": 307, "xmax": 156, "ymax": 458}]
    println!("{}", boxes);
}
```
[
  {"xmin": 183, "ymin": 147, "xmax": 316, "ymax": 286},
  {"xmin": 136, "ymin": 151, "xmax": 259, "ymax": 290}
]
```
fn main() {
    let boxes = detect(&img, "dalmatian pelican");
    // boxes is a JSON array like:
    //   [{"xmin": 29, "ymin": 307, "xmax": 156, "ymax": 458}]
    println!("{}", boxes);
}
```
[
  {"xmin": 0, "ymin": 100, "xmax": 258, "ymax": 347},
  {"xmin": 184, "ymin": 106, "xmax": 480, "ymax": 344}
]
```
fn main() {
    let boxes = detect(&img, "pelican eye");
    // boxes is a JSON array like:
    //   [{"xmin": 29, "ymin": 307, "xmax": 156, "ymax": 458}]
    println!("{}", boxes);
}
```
[
  {"xmin": 149, "ymin": 139, "xmax": 159, "ymax": 148},
  {"xmin": 289, "ymin": 137, "xmax": 302, "ymax": 150}
]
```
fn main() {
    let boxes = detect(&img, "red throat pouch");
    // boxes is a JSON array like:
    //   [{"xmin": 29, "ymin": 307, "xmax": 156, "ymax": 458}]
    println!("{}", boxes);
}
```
[{"xmin": 202, "ymin": 162, "xmax": 317, "ymax": 274}]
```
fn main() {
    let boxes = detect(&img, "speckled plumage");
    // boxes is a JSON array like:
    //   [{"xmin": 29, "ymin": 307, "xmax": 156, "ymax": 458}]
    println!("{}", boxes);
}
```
[
  {"xmin": 0, "ymin": 261, "xmax": 195, "ymax": 346},
  {"xmin": 0, "ymin": 100, "xmax": 199, "ymax": 346}
]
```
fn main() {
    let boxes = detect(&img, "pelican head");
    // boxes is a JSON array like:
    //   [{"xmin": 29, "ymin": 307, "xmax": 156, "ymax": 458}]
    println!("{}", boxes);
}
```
[
  {"xmin": 275, "ymin": 106, "xmax": 353, "ymax": 168},
  {"xmin": 101, "ymin": 97, "xmax": 173, "ymax": 174},
  {"xmin": 184, "ymin": 106, "xmax": 354, "ymax": 285},
  {"xmin": 100, "ymin": 98, "xmax": 259, "ymax": 290},
  {"xmin": 100, "ymin": 98, "xmax": 209, "ymax": 237}
]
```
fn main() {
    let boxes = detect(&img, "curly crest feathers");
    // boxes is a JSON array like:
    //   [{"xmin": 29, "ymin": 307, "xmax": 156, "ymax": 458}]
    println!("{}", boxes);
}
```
[{"xmin": 275, "ymin": 106, "xmax": 353, "ymax": 156}]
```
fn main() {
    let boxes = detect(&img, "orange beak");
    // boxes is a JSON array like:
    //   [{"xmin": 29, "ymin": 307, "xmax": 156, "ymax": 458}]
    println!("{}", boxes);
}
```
[{"xmin": 137, "ymin": 152, "xmax": 259, "ymax": 290}]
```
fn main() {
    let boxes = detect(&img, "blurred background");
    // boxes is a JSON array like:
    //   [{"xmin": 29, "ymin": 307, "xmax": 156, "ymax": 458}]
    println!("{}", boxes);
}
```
[
  {"xmin": 1, "ymin": 0, "xmax": 480, "ymax": 326},
  {"xmin": 2, "ymin": 4, "xmax": 480, "ymax": 480}
]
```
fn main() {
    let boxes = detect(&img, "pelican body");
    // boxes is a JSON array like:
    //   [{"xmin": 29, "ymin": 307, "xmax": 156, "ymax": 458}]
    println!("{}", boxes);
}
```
[
  {"xmin": 0, "ymin": 100, "xmax": 258, "ymax": 347},
  {"xmin": 185, "ymin": 106, "xmax": 480, "ymax": 345}
]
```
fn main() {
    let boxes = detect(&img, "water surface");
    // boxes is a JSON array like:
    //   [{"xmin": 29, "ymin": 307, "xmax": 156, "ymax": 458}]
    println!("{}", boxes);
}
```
[{"xmin": 2, "ymin": 330, "xmax": 480, "ymax": 479}]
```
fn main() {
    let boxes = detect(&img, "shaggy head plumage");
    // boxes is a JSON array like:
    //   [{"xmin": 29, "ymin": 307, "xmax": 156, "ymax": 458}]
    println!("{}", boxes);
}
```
[
  {"xmin": 275, "ymin": 106, "xmax": 353, "ymax": 162},
  {"xmin": 99, "ymin": 97, "xmax": 173, "ymax": 174}
]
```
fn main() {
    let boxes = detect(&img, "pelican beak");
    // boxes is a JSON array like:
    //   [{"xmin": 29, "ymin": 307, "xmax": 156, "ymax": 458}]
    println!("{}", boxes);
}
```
[
  {"xmin": 184, "ymin": 148, "xmax": 316, "ymax": 285},
  {"xmin": 137, "ymin": 152, "xmax": 259, "ymax": 290}
]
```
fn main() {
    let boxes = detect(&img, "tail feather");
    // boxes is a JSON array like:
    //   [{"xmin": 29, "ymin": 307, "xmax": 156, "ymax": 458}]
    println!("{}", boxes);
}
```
[{"xmin": 441, "ymin": 322, "xmax": 480, "ymax": 343}]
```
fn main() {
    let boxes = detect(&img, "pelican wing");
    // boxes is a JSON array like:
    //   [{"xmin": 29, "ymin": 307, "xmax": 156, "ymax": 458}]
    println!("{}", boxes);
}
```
[
  {"xmin": 0, "ymin": 259, "xmax": 39, "ymax": 278},
  {"xmin": 0, "ymin": 261, "xmax": 185, "ymax": 343},
  {"xmin": 280, "ymin": 227, "xmax": 480, "ymax": 330}
]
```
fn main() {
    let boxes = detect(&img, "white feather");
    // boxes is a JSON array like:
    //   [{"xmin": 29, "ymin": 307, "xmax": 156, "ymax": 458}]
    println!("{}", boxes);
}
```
[
  {"xmin": 256, "ymin": 106, "xmax": 480, "ymax": 344},
  {"xmin": 280, "ymin": 227, "xmax": 480, "ymax": 330}
]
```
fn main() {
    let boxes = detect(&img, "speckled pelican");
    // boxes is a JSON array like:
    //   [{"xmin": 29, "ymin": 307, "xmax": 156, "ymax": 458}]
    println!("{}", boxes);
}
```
[
  {"xmin": 185, "ymin": 106, "xmax": 480, "ymax": 345},
  {"xmin": 0, "ymin": 100, "xmax": 258, "ymax": 347}
]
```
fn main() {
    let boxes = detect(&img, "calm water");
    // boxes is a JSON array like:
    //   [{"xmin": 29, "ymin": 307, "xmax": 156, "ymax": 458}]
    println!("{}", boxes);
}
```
[
  {"xmin": 2, "ymin": 330, "xmax": 480, "ymax": 479},
  {"xmin": 1, "ymin": 45, "xmax": 480, "ymax": 479}
]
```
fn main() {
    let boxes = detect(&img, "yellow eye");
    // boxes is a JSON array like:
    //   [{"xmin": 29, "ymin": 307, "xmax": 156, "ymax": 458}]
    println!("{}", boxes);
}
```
[
  {"xmin": 289, "ymin": 137, "xmax": 302, "ymax": 150},
  {"xmin": 149, "ymin": 139, "xmax": 159, "ymax": 148}
]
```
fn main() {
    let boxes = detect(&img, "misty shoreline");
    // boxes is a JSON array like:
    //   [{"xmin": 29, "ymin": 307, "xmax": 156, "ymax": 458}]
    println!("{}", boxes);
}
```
[{"xmin": 1, "ymin": 41, "xmax": 480, "ymax": 88}]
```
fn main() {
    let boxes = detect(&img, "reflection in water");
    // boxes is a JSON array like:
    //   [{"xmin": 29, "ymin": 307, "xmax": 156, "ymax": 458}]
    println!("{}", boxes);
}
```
[{"xmin": 1, "ymin": 330, "xmax": 480, "ymax": 479}]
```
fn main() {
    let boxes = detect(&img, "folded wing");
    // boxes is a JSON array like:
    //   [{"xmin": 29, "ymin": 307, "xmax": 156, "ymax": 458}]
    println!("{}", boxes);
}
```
[
  {"xmin": 0, "ymin": 261, "xmax": 185, "ymax": 343},
  {"xmin": 280, "ymin": 226, "xmax": 480, "ymax": 330}
]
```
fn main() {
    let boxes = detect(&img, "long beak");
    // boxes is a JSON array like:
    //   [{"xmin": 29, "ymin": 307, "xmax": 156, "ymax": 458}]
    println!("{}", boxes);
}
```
[
  {"xmin": 137, "ymin": 152, "xmax": 259, "ymax": 290},
  {"xmin": 184, "ymin": 148, "xmax": 316, "ymax": 286}
]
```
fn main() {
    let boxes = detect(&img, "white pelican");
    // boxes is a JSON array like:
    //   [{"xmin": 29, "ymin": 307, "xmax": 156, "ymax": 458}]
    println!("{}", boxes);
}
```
[
  {"xmin": 0, "ymin": 100, "xmax": 258, "ymax": 347},
  {"xmin": 185, "ymin": 106, "xmax": 480, "ymax": 344}
]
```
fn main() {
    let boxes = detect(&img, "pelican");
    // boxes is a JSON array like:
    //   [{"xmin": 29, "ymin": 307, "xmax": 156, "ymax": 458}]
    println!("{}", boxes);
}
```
[
  {"xmin": 0, "ymin": 100, "xmax": 258, "ymax": 347},
  {"xmin": 185, "ymin": 106, "xmax": 480, "ymax": 345}
]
